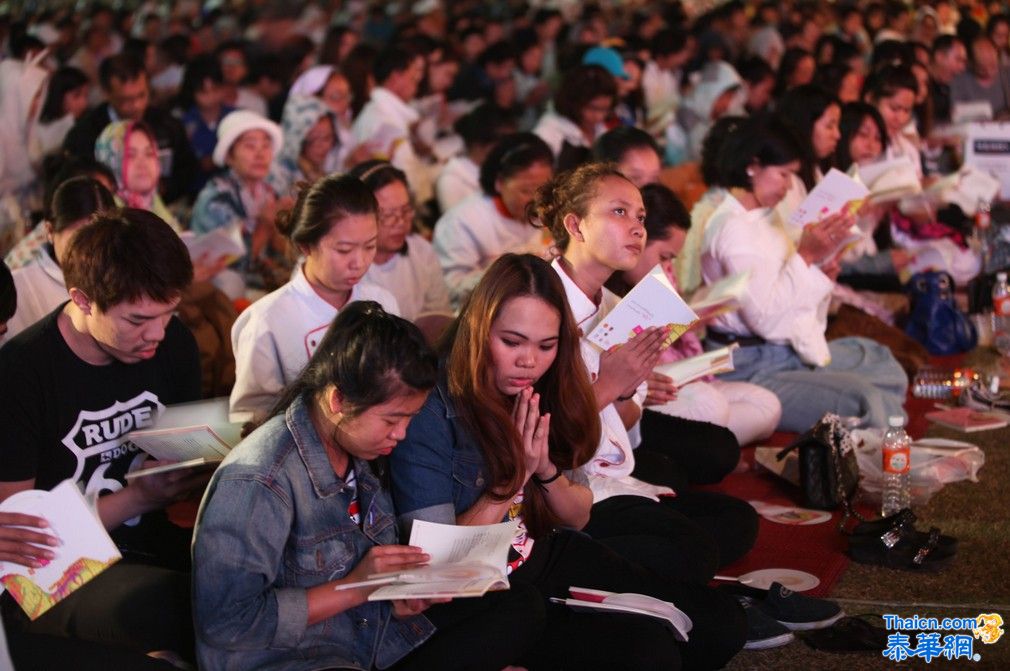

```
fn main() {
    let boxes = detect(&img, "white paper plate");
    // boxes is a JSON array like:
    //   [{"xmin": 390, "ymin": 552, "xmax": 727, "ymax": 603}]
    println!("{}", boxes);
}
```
[
  {"xmin": 748, "ymin": 501, "xmax": 833, "ymax": 526},
  {"xmin": 738, "ymin": 568, "xmax": 820, "ymax": 592}
]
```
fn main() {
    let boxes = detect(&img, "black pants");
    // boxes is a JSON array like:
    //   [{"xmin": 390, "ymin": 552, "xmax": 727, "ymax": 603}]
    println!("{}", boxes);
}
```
[
  {"xmin": 3, "ymin": 562, "xmax": 194, "ymax": 666},
  {"xmin": 637, "ymin": 410, "xmax": 741, "ymax": 487},
  {"xmin": 393, "ymin": 584, "xmax": 545, "ymax": 671},
  {"xmin": 510, "ymin": 529, "xmax": 747, "ymax": 671}
]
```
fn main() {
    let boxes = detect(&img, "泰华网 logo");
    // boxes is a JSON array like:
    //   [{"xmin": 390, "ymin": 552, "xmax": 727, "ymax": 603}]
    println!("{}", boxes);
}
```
[{"xmin": 882, "ymin": 613, "xmax": 1003, "ymax": 663}]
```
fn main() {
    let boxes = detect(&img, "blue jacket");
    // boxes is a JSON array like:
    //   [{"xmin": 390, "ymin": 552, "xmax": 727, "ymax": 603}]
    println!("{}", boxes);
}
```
[
  {"xmin": 193, "ymin": 394, "xmax": 435, "ymax": 671},
  {"xmin": 389, "ymin": 382, "xmax": 489, "ymax": 533}
]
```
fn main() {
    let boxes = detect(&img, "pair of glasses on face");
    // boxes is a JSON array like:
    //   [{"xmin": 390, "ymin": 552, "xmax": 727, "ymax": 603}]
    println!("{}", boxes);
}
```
[{"xmin": 378, "ymin": 204, "xmax": 415, "ymax": 226}]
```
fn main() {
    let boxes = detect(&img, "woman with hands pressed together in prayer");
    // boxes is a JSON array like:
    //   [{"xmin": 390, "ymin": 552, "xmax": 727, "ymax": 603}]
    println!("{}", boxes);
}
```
[{"xmin": 391, "ymin": 253, "xmax": 747, "ymax": 670}]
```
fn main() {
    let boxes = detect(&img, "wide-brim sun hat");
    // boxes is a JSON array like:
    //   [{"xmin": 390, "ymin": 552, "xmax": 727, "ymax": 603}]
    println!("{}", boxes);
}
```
[{"xmin": 213, "ymin": 109, "xmax": 283, "ymax": 167}]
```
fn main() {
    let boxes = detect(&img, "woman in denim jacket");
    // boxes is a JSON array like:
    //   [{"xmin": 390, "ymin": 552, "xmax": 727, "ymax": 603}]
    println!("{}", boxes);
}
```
[
  {"xmin": 391, "ymin": 254, "xmax": 746, "ymax": 670},
  {"xmin": 193, "ymin": 302, "xmax": 543, "ymax": 671}
]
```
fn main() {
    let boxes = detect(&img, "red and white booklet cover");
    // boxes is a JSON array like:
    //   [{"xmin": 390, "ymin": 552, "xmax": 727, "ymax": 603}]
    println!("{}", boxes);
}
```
[
  {"xmin": 925, "ymin": 406, "xmax": 1009, "ymax": 432},
  {"xmin": 551, "ymin": 586, "xmax": 693, "ymax": 641}
]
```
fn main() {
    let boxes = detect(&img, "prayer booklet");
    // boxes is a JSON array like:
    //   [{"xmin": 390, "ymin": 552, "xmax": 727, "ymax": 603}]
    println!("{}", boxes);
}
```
[
  {"xmin": 653, "ymin": 344, "xmax": 739, "ymax": 387},
  {"xmin": 550, "ymin": 587, "xmax": 692, "ymax": 642},
  {"xmin": 127, "ymin": 398, "xmax": 240, "ymax": 473},
  {"xmin": 586, "ymin": 264, "xmax": 698, "ymax": 351},
  {"xmin": 786, "ymin": 168, "xmax": 868, "ymax": 256},
  {"xmin": 687, "ymin": 271, "xmax": 749, "ymax": 320},
  {"xmin": 925, "ymin": 406, "xmax": 1009, "ymax": 433},
  {"xmin": 335, "ymin": 520, "xmax": 519, "ymax": 600},
  {"xmin": 856, "ymin": 156, "xmax": 922, "ymax": 204},
  {"xmin": 0, "ymin": 480, "xmax": 121, "ymax": 620},
  {"xmin": 179, "ymin": 227, "xmax": 246, "ymax": 265}
]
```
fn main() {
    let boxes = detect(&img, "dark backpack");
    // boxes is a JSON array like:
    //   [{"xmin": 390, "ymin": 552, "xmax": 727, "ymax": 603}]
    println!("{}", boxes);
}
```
[{"xmin": 904, "ymin": 271, "xmax": 978, "ymax": 355}]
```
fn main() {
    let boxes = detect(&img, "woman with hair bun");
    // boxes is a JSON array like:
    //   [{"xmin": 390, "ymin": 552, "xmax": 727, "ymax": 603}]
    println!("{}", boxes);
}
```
[{"xmin": 229, "ymin": 174, "xmax": 399, "ymax": 423}]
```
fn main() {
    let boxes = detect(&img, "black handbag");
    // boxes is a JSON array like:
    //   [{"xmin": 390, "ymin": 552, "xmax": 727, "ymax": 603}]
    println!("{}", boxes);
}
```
[{"xmin": 776, "ymin": 413, "xmax": 864, "ymax": 529}]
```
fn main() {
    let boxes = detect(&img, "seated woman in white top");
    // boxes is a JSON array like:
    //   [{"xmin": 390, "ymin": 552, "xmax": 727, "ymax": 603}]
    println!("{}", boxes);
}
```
[
  {"xmin": 433, "ymin": 132, "xmax": 554, "ymax": 309},
  {"xmin": 230, "ymin": 174, "xmax": 399, "ymax": 422},
  {"xmin": 607, "ymin": 184, "xmax": 781, "ymax": 447},
  {"xmin": 699, "ymin": 116, "xmax": 907, "ymax": 432},
  {"xmin": 534, "ymin": 64, "xmax": 616, "ymax": 168},
  {"xmin": 352, "ymin": 160, "xmax": 452, "ymax": 342},
  {"xmin": 4, "ymin": 176, "xmax": 114, "ymax": 343},
  {"xmin": 435, "ymin": 102, "xmax": 514, "ymax": 213}
]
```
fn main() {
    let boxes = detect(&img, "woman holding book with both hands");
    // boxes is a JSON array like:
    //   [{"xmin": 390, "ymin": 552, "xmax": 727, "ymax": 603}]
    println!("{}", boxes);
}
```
[
  {"xmin": 699, "ymin": 115, "xmax": 907, "ymax": 432},
  {"xmin": 391, "ymin": 253, "xmax": 747, "ymax": 670},
  {"xmin": 193, "ymin": 302, "xmax": 545, "ymax": 671}
]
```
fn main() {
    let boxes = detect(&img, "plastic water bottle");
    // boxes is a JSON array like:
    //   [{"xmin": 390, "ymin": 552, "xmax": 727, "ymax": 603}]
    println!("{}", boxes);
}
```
[
  {"xmin": 993, "ymin": 272, "xmax": 1010, "ymax": 356},
  {"xmin": 881, "ymin": 416, "xmax": 911, "ymax": 517}
]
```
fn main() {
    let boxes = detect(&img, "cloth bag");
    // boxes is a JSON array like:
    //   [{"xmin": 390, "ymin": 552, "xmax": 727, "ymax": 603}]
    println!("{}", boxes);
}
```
[{"xmin": 904, "ymin": 271, "xmax": 978, "ymax": 354}]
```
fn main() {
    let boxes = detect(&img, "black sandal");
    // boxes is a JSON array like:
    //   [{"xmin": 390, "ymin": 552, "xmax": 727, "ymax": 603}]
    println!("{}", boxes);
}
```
[
  {"xmin": 849, "ymin": 508, "xmax": 957, "ymax": 552},
  {"xmin": 847, "ymin": 527, "xmax": 955, "ymax": 571}
]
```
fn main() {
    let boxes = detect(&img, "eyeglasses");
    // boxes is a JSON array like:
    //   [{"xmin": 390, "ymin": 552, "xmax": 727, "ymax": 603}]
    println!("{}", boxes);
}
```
[{"xmin": 378, "ymin": 204, "xmax": 414, "ymax": 226}]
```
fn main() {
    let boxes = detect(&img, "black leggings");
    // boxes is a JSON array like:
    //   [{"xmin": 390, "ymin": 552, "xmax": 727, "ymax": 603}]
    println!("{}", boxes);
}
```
[
  {"xmin": 392, "ymin": 584, "xmax": 546, "ymax": 671},
  {"xmin": 637, "ymin": 411, "xmax": 741, "ymax": 487},
  {"xmin": 509, "ymin": 529, "xmax": 747, "ymax": 671}
]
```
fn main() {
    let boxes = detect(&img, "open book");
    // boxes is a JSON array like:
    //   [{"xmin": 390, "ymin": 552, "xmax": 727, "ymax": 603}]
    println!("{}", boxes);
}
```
[
  {"xmin": 335, "ymin": 520, "xmax": 519, "ymax": 600},
  {"xmin": 687, "ymin": 271, "xmax": 749, "ymax": 321},
  {"xmin": 587, "ymin": 264, "xmax": 698, "ymax": 351},
  {"xmin": 551, "ymin": 587, "xmax": 692, "ymax": 642},
  {"xmin": 179, "ymin": 227, "xmax": 246, "ymax": 265},
  {"xmin": 126, "ymin": 398, "xmax": 241, "ymax": 478},
  {"xmin": 787, "ymin": 168, "xmax": 867, "ymax": 257},
  {"xmin": 856, "ymin": 156, "xmax": 922, "ymax": 204},
  {"xmin": 654, "ymin": 344, "xmax": 739, "ymax": 387},
  {"xmin": 0, "ymin": 480, "xmax": 121, "ymax": 620}
]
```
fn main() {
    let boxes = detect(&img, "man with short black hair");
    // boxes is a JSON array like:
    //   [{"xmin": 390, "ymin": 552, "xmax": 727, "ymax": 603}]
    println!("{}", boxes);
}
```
[
  {"xmin": 0, "ymin": 208, "xmax": 202, "ymax": 661},
  {"xmin": 64, "ymin": 54, "xmax": 197, "ymax": 204},
  {"xmin": 931, "ymin": 34, "xmax": 969, "ymax": 122}
]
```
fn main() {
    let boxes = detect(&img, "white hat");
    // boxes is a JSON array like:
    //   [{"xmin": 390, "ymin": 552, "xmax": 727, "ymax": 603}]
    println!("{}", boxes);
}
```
[
  {"xmin": 289, "ymin": 65, "xmax": 335, "ymax": 98},
  {"xmin": 213, "ymin": 110, "xmax": 283, "ymax": 167}
]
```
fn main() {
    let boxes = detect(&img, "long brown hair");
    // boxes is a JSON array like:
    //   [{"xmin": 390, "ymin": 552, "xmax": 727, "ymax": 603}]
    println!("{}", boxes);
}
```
[{"xmin": 443, "ymin": 254, "xmax": 600, "ymax": 538}]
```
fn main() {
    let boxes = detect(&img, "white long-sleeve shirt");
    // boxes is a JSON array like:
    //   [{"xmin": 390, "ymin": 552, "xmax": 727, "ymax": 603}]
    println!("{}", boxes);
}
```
[
  {"xmin": 551, "ymin": 258, "xmax": 673, "ymax": 504},
  {"xmin": 433, "ymin": 193, "xmax": 551, "ymax": 308},
  {"xmin": 701, "ymin": 193, "xmax": 834, "ymax": 366},
  {"xmin": 363, "ymin": 234, "xmax": 451, "ymax": 321},
  {"xmin": 229, "ymin": 265, "xmax": 399, "ymax": 421},
  {"xmin": 4, "ymin": 249, "xmax": 67, "ymax": 344},
  {"xmin": 435, "ymin": 155, "xmax": 480, "ymax": 213}
]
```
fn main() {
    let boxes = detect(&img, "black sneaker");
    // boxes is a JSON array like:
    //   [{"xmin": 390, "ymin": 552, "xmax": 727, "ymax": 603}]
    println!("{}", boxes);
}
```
[
  {"xmin": 757, "ymin": 582, "xmax": 844, "ymax": 631},
  {"xmin": 738, "ymin": 596, "xmax": 795, "ymax": 650}
]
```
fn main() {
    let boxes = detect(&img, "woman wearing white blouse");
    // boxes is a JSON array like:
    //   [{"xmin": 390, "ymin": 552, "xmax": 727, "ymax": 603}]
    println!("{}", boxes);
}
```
[{"xmin": 700, "ymin": 117, "xmax": 907, "ymax": 432}]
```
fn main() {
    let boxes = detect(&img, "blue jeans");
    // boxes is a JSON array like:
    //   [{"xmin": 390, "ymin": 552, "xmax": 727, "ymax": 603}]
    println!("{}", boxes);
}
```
[{"xmin": 712, "ymin": 337, "xmax": 907, "ymax": 432}]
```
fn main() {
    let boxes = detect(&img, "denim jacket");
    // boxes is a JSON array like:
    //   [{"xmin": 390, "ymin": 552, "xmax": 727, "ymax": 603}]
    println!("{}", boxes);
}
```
[
  {"xmin": 193, "ymin": 395, "xmax": 435, "ymax": 671},
  {"xmin": 389, "ymin": 382, "xmax": 489, "ymax": 534}
]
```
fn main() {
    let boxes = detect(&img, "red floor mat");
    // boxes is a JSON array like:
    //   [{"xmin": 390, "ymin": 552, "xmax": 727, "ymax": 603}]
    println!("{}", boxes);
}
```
[{"xmin": 698, "ymin": 442, "xmax": 854, "ymax": 598}]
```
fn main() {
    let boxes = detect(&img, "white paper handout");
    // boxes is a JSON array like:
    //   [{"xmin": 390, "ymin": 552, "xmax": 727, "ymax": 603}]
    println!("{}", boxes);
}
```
[
  {"xmin": 552, "ymin": 587, "xmax": 692, "ymax": 642},
  {"xmin": 653, "ymin": 344, "xmax": 739, "ymax": 387},
  {"xmin": 179, "ymin": 227, "xmax": 246, "ymax": 265},
  {"xmin": 687, "ymin": 271, "xmax": 749, "ymax": 320},
  {"xmin": 127, "ymin": 397, "xmax": 241, "ymax": 465},
  {"xmin": 964, "ymin": 122, "xmax": 1010, "ymax": 199},
  {"xmin": 587, "ymin": 264, "xmax": 698, "ymax": 351},
  {"xmin": 0, "ymin": 480, "xmax": 121, "ymax": 620},
  {"xmin": 336, "ymin": 520, "xmax": 519, "ymax": 600}
]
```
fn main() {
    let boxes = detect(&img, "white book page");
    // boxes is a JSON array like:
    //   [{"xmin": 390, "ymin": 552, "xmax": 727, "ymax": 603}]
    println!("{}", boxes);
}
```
[
  {"xmin": 688, "ymin": 271, "xmax": 749, "ymax": 318},
  {"xmin": 179, "ymin": 227, "xmax": 246, "ymax": 264},
  {"xmin": 128, "ymin": 398, "xmax": 241, "ymax": 462},
  {"xmin": 407, "ymin": 519, "xmax": 518, "ymax": 572},
  {"xmin": 587, "ymin": 265, "xmax": 698, "ymax": 350},
  {"xmin": 654, "ymin": 345, "xmax": 737, "ymax": 387},
  {"xmin": 787, "ymin": 168, "xmax": 868, "ymax": 231},
  {"xmin": 0, "ymin": 481, "xmax": 121, "ymax": 619}
]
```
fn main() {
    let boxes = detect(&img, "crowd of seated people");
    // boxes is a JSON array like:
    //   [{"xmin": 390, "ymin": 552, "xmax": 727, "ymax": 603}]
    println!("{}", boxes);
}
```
[{"xmin": 1, "ymin": 0, "xmax": 1001, "ymax": 667}]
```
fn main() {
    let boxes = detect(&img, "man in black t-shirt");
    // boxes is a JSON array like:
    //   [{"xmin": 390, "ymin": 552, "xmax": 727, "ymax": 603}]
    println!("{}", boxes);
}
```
[{"xmin": 0, "ymin": 208, "xmax": 203, "ymax": 663}]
